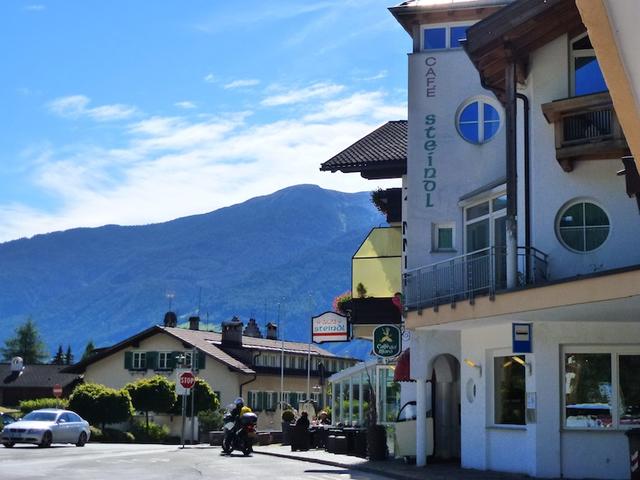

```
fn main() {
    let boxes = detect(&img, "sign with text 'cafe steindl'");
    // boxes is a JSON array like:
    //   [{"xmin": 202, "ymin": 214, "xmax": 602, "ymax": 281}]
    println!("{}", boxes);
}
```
[{"xmin": 312, "ymin": 311, "xmax": 349, "ymax": 343}]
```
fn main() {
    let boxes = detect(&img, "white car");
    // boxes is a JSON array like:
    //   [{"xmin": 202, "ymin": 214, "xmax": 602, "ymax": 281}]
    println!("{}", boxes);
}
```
[{"xmin": 1, "ymin": 409, "xmax": 90, "ymax": 448}]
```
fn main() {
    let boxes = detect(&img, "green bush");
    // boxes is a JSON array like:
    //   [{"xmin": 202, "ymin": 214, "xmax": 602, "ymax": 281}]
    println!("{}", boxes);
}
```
[
  {"xmin": 130, "ymin": 420, "xmax": 169, "ymax": 443},
  {"xmin": 125, "ymin": 375, "xmax": 176, "ymax": 430},
  {"xmin": 281, "ymin": 409, "xmax": 295, "ymax": 423},
  {"xmin": 19, "ymin": 398, "xmax": 68, "ymax": 415},
  {"xmin": 198, "ymin": 409, "xmax": 224, "ymax": 432},
  {"xmin": 69, "ymin": 383, "xmax": 133, "ymax": 429},
  {"xmin": 170, "ymin": 378, "xmax": 219, "ymax": 417},
  {"xmin": 90, "ymin": 426, "xmax": 135, "ymax": 443}
]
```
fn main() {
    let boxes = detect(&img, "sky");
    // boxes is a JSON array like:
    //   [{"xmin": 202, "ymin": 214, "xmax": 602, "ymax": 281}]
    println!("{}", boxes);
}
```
[{"xmin": 0, "ymin": 1, "xmax": 409, "ymax": 242}]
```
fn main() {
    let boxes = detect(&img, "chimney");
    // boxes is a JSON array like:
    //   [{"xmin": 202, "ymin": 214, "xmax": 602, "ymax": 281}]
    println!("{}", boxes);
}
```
[
  {"xmin": 243, "ymin": 318, "xmax": 262, "ymax": 338},
  {"xmin": 222, "ymin": 316, "xmax": 243, "ymax": 346},
  {"xmin": 10, "ymin": 356, "xmax": 24, "ymax": 372},
  {"xmin": 163, "ymin": 311, "xmax": 177, "ymax": 328},
  {"xmin": 266, "ymin": 322, "xmax": 278, "ymax": 340},
  {"xmin": 188, "ymin": 315, "xmax": 200, "ymax": 331}
]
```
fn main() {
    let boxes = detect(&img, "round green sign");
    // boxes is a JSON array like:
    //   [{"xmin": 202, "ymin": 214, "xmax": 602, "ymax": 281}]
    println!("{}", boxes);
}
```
[{"xmin": 373, "ymin": 325, "xmax": 401, "ymax": 358}]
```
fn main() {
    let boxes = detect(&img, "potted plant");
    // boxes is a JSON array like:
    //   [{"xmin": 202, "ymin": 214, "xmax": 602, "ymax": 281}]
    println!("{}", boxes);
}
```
[
  {"xmin": 281, "ymin": 408, "xmax": 295, "ymax": 445},
  {"xmin": 365, "ymin": 367, "xmax": 387, "ymax": 461},
  {"xmin": 332, "ymin": 291, "xmax": 352, "ymax": 316}
]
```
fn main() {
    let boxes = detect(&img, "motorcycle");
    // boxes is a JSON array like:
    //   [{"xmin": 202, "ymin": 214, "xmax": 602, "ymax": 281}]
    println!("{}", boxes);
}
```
[{"xmin": 222, "ymin": 411, "xmax": 258, "ymax": 456}]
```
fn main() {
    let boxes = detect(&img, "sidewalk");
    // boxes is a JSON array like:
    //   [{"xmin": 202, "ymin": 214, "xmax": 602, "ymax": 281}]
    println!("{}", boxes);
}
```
[{"xmin": 253, "ymin": 444, "xmax": 530, "ymax": 480}]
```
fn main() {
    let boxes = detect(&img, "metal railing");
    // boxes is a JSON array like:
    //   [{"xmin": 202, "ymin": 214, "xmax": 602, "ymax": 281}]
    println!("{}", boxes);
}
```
[
  {"xmin": 563, "ymin": 108, "xmax": 612, "ymax": 144},
  {"xmin": 403, "ymin": 246, "xmax": 549, "ymax": 311}
]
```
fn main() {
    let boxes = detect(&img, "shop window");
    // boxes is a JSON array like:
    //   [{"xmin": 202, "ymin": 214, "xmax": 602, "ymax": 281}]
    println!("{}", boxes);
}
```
[
  {"xmin": 422, "ymin": 24, "xmax": 470, "ymax": 50},
  {"xmin": 457, "ymin": 98, "xmax": 501, "ymax": 144},
  {"xmin": 557, "ymin": 201, "xmax": 610, "ymax": 252},
  {"xmin": 571, "ymin": 33, "xmax": 607, "ymax": 96},
  {"xmin": 565, "ymin": 353, "xmax": 612, "ymax": 428},
  {"xmin": 494, "ymin": 355, "xmax": 526, "ymax": 425}
]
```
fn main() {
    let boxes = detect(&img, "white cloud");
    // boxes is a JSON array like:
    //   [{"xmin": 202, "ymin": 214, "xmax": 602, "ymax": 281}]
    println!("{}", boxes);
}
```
[
  {"xmin": 261, "ymin": 82, "xmax": 344, "ymax": 106},
  {"xmin": 203, "ymin": 73, "xmax": 216, "ymax": 83},
  {"xmin": 364, "ymin": 70, "xmax": 388, "ymax": 81},
  {"xmin": 47, "ymin": 95, "xmax": 137, "ymax": 121},
  {"xmin": 2, "ymin": 86, "xmax": 403, "ymax": 242},
  {"xmin": 25, "ymin": 4, "xmax": 45, "ymax": 11},
  {"xmin": 224, "ymin": 79, "xmax": 260, "ymax": 89},
  {"xmin": 174, "ymin": 101, "xmax": 197, "ymax": 109}
]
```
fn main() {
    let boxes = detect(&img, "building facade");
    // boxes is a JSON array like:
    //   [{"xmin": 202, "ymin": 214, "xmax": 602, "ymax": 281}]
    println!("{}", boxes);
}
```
[{"xmin": 389, "ymin": 0, "xmax": 640, "ymax": 478}]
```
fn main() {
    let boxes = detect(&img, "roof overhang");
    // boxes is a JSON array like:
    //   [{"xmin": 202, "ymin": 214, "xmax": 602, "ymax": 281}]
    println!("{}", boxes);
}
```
[{"xmin": 463, "ymin": 0, "xmax": 585, "ymax": 101}]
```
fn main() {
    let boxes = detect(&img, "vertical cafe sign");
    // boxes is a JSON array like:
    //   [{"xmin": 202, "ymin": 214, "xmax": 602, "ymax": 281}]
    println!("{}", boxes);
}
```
[{"xmin": 424, "ymin": 56, "xmax": 437, "ymax": 208}]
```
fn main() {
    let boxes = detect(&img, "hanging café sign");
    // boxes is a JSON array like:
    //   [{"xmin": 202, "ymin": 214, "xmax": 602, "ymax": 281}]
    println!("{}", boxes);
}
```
[
  {"xmin": 373, "ymin": 325, "xmax": 402, "ymax": 358},
  {"xmin": 312, "ymin": 312, "xmax": 349, "ymax": 343}
]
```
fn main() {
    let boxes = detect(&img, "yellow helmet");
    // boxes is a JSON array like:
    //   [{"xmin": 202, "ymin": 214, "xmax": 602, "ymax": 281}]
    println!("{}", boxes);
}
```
[{"xmin": 240, "ymin": 406, "xmax": 253, "ymax": 415}]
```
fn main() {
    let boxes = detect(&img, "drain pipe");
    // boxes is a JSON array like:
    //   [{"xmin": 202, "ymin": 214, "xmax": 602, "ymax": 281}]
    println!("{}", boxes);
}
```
[
  {"xmin": 239, "ymin": 351, "xmax": 260, "ymax": 398},
  {"xmin": 516, "ymin": 92, "xmax": 531, "ymax": 282},
  {"xmin": 505, "ymin": 53, "xmax": 518, "ymax": 289}
]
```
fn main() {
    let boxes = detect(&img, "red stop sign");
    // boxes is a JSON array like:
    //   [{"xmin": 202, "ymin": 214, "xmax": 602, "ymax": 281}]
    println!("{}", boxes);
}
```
[
  {"xmin": 179, "ymin": 371, "xmax": 195, "ymax": 389},
  {"xmin": 53, "ymin": 384, "xmax": 62, "ymax": 398}
]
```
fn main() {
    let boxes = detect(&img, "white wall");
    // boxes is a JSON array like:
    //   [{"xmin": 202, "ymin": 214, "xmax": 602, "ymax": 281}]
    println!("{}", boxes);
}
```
[
  {"xmin": 525, "ymin": 35, "xmax": 640, "ymax": 279},
  {"xmin": 458, "ymin": 320, "xmax": 640, "ymax": 479}
]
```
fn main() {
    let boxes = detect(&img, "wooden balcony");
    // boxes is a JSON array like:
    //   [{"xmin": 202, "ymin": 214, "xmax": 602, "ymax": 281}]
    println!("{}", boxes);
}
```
[{"xmin": 541, "ymin": 92, "xmax": 630, "ymax": 172}]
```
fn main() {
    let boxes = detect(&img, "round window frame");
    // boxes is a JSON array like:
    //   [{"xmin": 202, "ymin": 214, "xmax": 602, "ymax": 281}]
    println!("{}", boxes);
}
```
[
  {"xmin": 555, "ymin": 199, "xmax": 611, "ymax": 254},
  {"xmin": 455, "ymin": 96, "xmax": 503, "ymax": 145}
]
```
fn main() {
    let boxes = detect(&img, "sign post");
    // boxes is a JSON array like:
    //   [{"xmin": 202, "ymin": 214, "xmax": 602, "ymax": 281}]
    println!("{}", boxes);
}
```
[
  {"xmin": 312, "ymin": 312, "xmax": 349, "ymax": 343},
  {"xmin": 53, "ymin": 384, "xmax": 62, "ymax": 409},
  {"xmin": 177, "ymin": 369, "xmax": 195, "ymax": 448},
  {"xmin": 373, "ymin": 325, "xmax": 402, "ymax": 358}
]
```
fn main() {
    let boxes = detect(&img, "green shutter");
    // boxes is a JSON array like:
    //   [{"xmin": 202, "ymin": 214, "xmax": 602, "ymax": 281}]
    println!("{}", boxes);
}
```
[
  {"xmin": 146, "ymin": 351, "xmax": 157, "ymax": 370},
  {"xmin": 257, "ymin": 392, "xmax": 264, "ymax": 411},
  {"xmin": 167, "ymin": 351, "xmax": 179, "ymax": 369},
  {"xmin": 271, "ymin": 392, "xmax": 278, "ymax": 411},
  {"xmin": 124, "ymin": 351, "xmax": 133, "ymax": 370},
  {"xmin": 197, "ymin": 351, "xmax": 206, "ymax": 370}
]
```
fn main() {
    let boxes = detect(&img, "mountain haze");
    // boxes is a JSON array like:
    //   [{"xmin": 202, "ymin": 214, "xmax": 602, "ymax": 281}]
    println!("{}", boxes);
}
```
[{"xmin": 0, "ymin": 185, "xmax": 384, "ymax": 359}]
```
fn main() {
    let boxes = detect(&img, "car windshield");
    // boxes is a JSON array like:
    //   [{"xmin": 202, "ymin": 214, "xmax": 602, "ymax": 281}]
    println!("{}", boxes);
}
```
[{"xmin": 22, "ymin": 411, "xmax": 58, "ymax": 422}]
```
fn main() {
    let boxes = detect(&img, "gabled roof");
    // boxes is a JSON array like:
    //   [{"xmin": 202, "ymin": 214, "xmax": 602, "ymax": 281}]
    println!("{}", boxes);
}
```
[
  {"xmin": 64, "ymin": 325, "xmax": 349, "ymax": 375},
  {"xmin": 320, "ymin": 121, "xmax": 407, "ymax": 180},
  {"xmin": 1, "ymin": 364, "xmax": 81, "ymax": 389}
]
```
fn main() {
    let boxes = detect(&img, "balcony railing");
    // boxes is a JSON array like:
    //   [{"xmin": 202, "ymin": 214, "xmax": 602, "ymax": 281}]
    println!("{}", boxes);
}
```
[
  {"xmin": 541, "ymin": 92, "xmax": 630, "ymax": 172},
  {"xmin": 403, "ymin": 246, "xmax": 549, "ymax": 311}
]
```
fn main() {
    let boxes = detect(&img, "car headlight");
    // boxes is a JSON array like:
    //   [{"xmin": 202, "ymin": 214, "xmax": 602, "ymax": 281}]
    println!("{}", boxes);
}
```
[{"xmin": 27, "ymin": 429, "xmax": 44, "ymax": 434}]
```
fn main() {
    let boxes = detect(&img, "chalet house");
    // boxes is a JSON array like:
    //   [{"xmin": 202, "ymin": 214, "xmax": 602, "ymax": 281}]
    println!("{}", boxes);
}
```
[
  {"xmin": 1, "ymin": 357, "xmax": 81, "ymax": 407},
  {"xmin": 388, "ymin": 0, "xmax": 640, "ymax": 478},
  {"xmin": 64, "ymin": 313, "xmax": 358, "ymax": 431}
]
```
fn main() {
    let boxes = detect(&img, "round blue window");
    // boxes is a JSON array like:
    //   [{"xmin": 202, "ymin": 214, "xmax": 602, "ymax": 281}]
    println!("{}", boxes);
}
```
[{"xmin": 457, "ymin": 100, "xmax": 501, "ymax": 144}]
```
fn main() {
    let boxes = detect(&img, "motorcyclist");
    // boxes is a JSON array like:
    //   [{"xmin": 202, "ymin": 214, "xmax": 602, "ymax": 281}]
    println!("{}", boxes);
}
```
[{"xmin": 230, "ymin": 397, "xmax": 245, "ymax": 434}]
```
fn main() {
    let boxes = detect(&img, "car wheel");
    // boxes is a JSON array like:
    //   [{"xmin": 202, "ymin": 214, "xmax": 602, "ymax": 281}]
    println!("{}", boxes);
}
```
[
  {"xmin": 76, "ymin": 431, "xmax": 87, "ymax": 447},
  {"xmin": 2, "ymin": 442, "xmax": 15, "ymax": 448},
  {"xmin": 39, "ymin": 431, "xmax": 52, "ymax": 448}
]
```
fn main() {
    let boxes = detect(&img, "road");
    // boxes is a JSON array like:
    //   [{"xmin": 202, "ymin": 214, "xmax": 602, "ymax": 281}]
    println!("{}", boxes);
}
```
[{"xmin": 0, "ymin": 443, "xmax": 391, "ymax": 480}]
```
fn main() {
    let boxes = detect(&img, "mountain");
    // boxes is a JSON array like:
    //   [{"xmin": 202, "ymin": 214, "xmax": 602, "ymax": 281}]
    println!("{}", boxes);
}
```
[{"xmin": 0, "ymin": 185, "xmax": 384, "ymax": 360}]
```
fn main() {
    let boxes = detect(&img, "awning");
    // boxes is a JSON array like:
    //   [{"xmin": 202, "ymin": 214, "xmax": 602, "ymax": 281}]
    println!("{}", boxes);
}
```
[{"xmin": 393, "ymin": 348, "xmax": 412, "ymax": 383}]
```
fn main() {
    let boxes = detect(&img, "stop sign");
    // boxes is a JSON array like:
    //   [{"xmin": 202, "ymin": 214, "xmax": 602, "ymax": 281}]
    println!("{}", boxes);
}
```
[
  {"xmin": 179, "ymin": 371, "xmax": 195, "ymax": 389},
  {"xmin": 53, "ymin": 384, "xmax": 62, "ymax": 398}
]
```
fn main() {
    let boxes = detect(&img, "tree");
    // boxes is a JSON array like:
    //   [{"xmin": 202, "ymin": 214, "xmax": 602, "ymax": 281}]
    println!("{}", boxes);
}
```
[
  {"xmin": 81, "ymin": 340, "xmax": 96, "ymax": 361},
  {"xmin": 171, "ymin": 378, "xmax": 219, "ymax": 417},
  {"xmin": 0, "ymin": 318, "xmax": 49, "ymax": 364},
  {"xmin": 68, "ymin": 383, "xmax": 133, "ymax": 430},
  {"xmin": 52, "ymin": 345, "xmax": 65, "ymax": 365},
  {"xmin": 65, "ymin": 345, "xmax": 74, "ymax": 365},
  {"xmin": 125, "ymin": 375, "xmax": 177, "ymax": 430}
]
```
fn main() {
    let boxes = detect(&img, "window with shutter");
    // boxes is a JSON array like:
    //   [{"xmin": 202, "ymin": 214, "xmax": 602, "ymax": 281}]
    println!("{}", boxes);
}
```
[
  {"xmin": 124, "ymin": 351, "xmax": 133, "ymax": 370},
  {"xmin": 197, "ymin": 351, "xmax": 206, "ymax": 370}
]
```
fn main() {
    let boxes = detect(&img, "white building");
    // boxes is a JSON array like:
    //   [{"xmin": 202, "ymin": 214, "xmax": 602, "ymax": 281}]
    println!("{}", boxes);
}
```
[{"xmin": 389, "ymin": 0, "xmax": 640, "ymax": 478}]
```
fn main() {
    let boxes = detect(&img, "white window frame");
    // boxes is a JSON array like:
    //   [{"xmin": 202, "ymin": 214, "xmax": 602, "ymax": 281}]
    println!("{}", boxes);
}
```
[
  {"xmin": 555, "ymin": 199, "xmax": 611, "ymax": 254},
  {"xmin": 569, "ymin": 32, "xmax": 605, "ymax": 97},
  {"xmin": 562, "ymin": 345, "xmax": 640, "ymax": 431},
  {"xmin": 183, "ymin": 351, "xmax": 192, "ymax": 368},
  {"xmin": 157, "ymin": 351, "xmax": 171, "ymax": 370},
  {"xmin": 432, "ymin": 222, "xmax": 456, "ymax": 252},
  {"xmin": 455, "ymin": 96, "xmax": 503, "ymax": 145},
  {"xmin": 462, "ymin": 190, "xmax": 507, "ymax": 255},
  {"xmin": 420, "ymin": 21, "xmax": 473, "ymax": 51},
  {"xmin": 132, "ymin": 352, "xmax": 146, "ymax": 370},
  {"xmin": 487, "ymin": 348, "xmax": 527, "ymax": 428}
]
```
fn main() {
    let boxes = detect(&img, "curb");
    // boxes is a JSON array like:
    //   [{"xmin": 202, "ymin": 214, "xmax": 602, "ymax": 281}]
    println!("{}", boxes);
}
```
[{"xmin": 253, "ymin": 449, "xmax": 415, "ymax": 480}]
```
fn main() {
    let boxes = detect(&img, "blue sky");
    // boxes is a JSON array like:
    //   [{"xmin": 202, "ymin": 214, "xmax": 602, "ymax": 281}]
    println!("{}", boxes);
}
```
[{"xmin": 0, "ymin": 1, "xmax": 408, "ymax": 242}]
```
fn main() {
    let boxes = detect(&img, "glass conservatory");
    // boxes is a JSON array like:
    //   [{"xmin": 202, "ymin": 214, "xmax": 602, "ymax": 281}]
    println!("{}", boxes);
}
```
[{"xmin": 328, "ymin": 359, "xmax": 400, "ymax": 426}]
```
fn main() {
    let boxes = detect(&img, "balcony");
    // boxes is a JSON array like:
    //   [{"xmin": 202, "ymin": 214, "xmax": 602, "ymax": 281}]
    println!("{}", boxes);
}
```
[
  {"xmin": 403, "ymin": 247, "xmax": 548, "ymax": 312},
  {"xmin": 350, "ymin": 226, "xmax": 402, "ymax": 327},
  {"xmin": 541, "ymin": 92, "xmax": 630, "ymax": 172}
]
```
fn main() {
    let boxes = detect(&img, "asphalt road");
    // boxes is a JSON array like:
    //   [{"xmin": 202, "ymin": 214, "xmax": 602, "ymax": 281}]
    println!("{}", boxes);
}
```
[{"xmin": 0, "ymin": 443, "xmax": 391, "ymax": 480}]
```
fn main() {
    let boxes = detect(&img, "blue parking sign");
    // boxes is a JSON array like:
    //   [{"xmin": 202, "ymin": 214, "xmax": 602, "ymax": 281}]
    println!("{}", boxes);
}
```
[{"xmin": 512, "ymin": 323, "xmax": 532, "ymax": 353}]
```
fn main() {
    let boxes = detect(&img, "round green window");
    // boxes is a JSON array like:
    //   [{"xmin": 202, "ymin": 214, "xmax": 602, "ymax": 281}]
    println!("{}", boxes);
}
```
[{"xmin": 557, "ymin": 201, "xmax": 610, "ymax": 252}]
